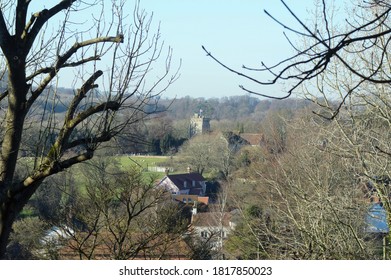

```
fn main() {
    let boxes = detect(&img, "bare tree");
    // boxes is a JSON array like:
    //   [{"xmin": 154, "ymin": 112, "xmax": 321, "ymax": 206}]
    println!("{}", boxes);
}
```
[
  {"xmin": 0, "ymin": 0, "xmax": 178, "ymax": 258},
  {"xmin": 39, "ymin": 160, "xmax": 188, "ymax": 260},
  {"xmin": 227, "ymin": 114, "xmax": 379, "ymax": 259},
  {"xmin": 177, "ymin": 134, "xmax": 216, "ymax": 175},
  {"xmin": 203, "ymin": 1, "xmax": 391, "ymax": 103},
  {"xmin": 177, "ymin": 133, "xmax": 238, "ymax": 178},
  {"xmin": 203, "ymin": 0, "xmax": 391, "ymax": 258}
]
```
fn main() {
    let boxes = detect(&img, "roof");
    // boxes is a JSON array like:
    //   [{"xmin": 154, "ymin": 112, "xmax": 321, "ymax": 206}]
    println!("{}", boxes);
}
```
[
  {"xmin": 365, "ymin": 203, "xmax": 389, "ymax": 234},
  {"xmin": 189, "ymin": 188, "xmax": 203, "ymax": 195},
  {"xmin": 222, "ymin": 131, "xmax": 250, "ymax": 146},
  {"xmin": 173, "ymin": 194, "xmax": 209, "ymax": 205},
  {"xmin": 59, "ymin": 232, "xmax": 191, "ymax": 260},
  {"xmin": 166, "ymin": 173, "xmax": 206, "ymax": 190},
  {"xmin": 192, "ymin": 212, "xmax": 233, "ymax": 228},
  {"xmin": 239, "ymin": 133, "xmax": 264, "ymax": 146}
]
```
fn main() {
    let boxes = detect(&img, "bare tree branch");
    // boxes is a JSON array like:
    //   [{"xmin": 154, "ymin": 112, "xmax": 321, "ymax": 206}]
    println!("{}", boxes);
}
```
[
  {"xmin": 0, "ymin": 8, "xmax": 10, "ymax": 51},
  {"xmin": 25, "ymin": 0, "xmax": 77, "ymax": 52}
]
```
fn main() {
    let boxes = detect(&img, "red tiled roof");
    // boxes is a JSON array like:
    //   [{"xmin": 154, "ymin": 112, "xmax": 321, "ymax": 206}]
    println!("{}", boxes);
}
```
[
  {"xmin": 59, "ymin": 233, "xmax": 191, "ymax": 260},
  {"xmin": 239, "ymin": 133, "xmax": 263, "ymax": 146},
  {"xmin": 197, "ymin": 197, "xmax": 209, "ymax": 205},
  {"xmin": 173, "ymin": 194, "xmax": 209, "ymax": 205}
]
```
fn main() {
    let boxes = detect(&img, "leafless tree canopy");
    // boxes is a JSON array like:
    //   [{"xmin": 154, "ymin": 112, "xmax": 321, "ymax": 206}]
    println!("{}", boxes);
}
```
[
  {"xmin": 203, "ymin": 1, "xmax": 391, "ymax": 104},
  {"xmin": 0, "ymin": 0, "xmax": 178, "ymax": 258},
  {"xmin": 203, "ymin": 0, "xmax": 391, "ymax": 259}
]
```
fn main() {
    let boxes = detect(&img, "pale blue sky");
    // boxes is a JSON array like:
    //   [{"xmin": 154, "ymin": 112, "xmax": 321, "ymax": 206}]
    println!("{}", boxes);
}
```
[
  {"xmin": 137, "ymin": 0, "xmax": 315, "ymax": 99},
  {"xmin": 28, "ymin": 1, "xmax": 316, "ymax": 99}
]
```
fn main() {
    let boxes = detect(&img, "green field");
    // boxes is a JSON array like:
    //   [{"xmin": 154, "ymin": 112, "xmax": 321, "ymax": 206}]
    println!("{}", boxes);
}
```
[
  {"xmin": 20, "ymin": 155, "xmax": 171, "ymax": 217},
  {"xmin": 115, "ymin": 155, "xmax": 170, "ymax": 179},
  {"xmin": 19, "ymin": 155, "xmax": 171, "ymax": 183},
  {"xmin": 116, "ymin": 155, "xmax": 168, "ymax": 169}
]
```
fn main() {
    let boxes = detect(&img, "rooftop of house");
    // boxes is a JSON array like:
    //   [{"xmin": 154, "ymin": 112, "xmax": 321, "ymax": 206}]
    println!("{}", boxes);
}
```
[
  {"xmin": 222, "ymin": 131, "xmax": 250, "ymax": 147},
  {"xmin": 59, "ymin": 232, "xmax": 191, "ymax": 260},
  {"xmin": 192, "ymin": 212, "xmax": 233, "ymax": 228},
  {"xmin": 365, "ymin": 203, "xmax": 389, "ymax": 234},
  {"xmin": 173, "ymin": 194, "xmax": 209, "ymax": 205},
  {"xmin": 239, "ymin": 133, "xmax": 264, "ymax": 146},
  {"xmin": 164, "ymin": 172, "xmax": 206, "ymax": 190}
]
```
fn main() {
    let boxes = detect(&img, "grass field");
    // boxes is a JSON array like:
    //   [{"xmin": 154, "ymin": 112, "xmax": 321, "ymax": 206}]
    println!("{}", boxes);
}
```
[
  {"xmin": 116, "ymin": 155, "xmax": 168, "ymax": 169},
  {"xmin": 19, "ymin": 155, "xmax": 171, "ymax": 182},
  {"xmin": 20, "ymin": 155, "xmax": 171, "ymax": 217},
  {"xmin": 115, "ymin": 155, "xmax": 170, "ymax": 179}
]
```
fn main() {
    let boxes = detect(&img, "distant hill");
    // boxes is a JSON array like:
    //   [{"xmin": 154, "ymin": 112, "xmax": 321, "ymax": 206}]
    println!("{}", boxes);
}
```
[
  {"xmin": 158, "ymin": 95, "xmax": 312, "ymax": 121},
  {"xmin": 1, "ymin": 79, "xmax": 312, "ymax": 124}
]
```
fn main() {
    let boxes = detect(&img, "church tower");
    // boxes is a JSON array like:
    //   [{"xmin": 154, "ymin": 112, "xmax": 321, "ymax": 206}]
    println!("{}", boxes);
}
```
[{"xmin": 189, "ymin": 109, "xmax": 210, "ymax": 137}]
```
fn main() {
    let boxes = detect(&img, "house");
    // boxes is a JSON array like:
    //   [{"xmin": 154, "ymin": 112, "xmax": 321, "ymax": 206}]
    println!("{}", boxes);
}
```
[
  {"xmin": 365, "ymin": 203, "xmax": 389, "ymax": 234},
  {"xmin": 220, "ymin": 131, "xmax": 250, "ymax": 153},
  {"xmin": 173, "ymin": 194, "xmax": 209, "ymax": 205},
  {"xmin": 361, "ymin": 176, "xmax": 390, "ymax": 259},
  {"xmin": 157, "ymin": 172, "xmax": 207, "ymax": 196},
  {"xmin": 239, "ymin": 133, "xmax": 264, "ymax": 147},
  {"xmin": 190, "ymin": 210, "xmax": 238, "ymax": 249},
  {"xmin": 41, "ymin": 225, "xmax": 74, "ymax": 245},
  {"xmin": 59, "ymin": 232, "xmax": 192, "ymax": 260}
]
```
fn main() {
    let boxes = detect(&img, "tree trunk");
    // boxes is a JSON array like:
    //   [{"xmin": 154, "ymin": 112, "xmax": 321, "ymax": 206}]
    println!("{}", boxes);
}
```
[
  {"xmin": 0, "ymin": 180, "xmax": 42, "ymax": 259},
  {"xmin": 0, "ymin": 0, "xmax": 172, "ymax": 259},
  {"xmin": 0, "ymin": 200, "xmax": 18, "ymax": 259},
  {"xmin": 0, "ymin": 54, "xmax": 29, "ymax": 258}
]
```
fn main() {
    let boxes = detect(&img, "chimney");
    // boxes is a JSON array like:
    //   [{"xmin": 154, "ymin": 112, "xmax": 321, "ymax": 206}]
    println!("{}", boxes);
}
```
[
  {"xmin": 192, "ymin": 201, "xmax": 198, "ymax": 216},
  {"xmin": 187, "ymin": 166, "xmax": 192, "ymax": 173},
  {"xmin": 191, "ymin": 201, "xmax": 198, "ymax": 224}
]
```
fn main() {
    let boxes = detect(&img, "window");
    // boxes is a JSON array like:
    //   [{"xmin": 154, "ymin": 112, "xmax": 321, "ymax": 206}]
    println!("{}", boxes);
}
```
[{"xmin": 201, "ymin": 231, "xmax": 208, "ymax": 238}]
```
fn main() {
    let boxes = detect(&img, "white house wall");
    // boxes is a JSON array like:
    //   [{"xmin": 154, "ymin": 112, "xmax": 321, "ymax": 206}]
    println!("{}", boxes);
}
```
[{"xmin": 158, "ymin": 178, "xmax": 180, "ymax": 194}]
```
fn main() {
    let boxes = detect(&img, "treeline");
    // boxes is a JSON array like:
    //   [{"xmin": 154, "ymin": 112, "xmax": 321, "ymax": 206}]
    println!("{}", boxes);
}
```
[
  {"xmin": 19, "ymin": 88, "xmax": 312, "ymax": 156},
  {"xmin": 113, "ymin": 95, "xmax": 313, "ymax": 156},
  {"xmin": 118, "ymin": 94, "xmax": 314, "ymax": 155},
  {"xmin": 32, "ymin": 90, "xmax": 311, "ymax": 122},
  {"xmin": 158, "ymin": 95, "xmax": 311, "ymax": 121}
]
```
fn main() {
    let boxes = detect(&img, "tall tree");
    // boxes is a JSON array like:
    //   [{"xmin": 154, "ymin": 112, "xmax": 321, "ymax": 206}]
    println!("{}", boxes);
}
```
[
  {"xmin": 0, "ymin": 0, "xmax": 177, "ymax": 258},
  {"xmin": 203, "ymin": 0, "xmax": 391, "ymax": 258},
  {"xmin": 54, "ymin": 161, "xmax": 187, "ymax": 260},
  {"xmin": 177, "ymin": 133, "xmax": 238, "ymax": 178},
  {"xmin": 227, "ymin": 113, "xmax": 379, "ymax": 259}
]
